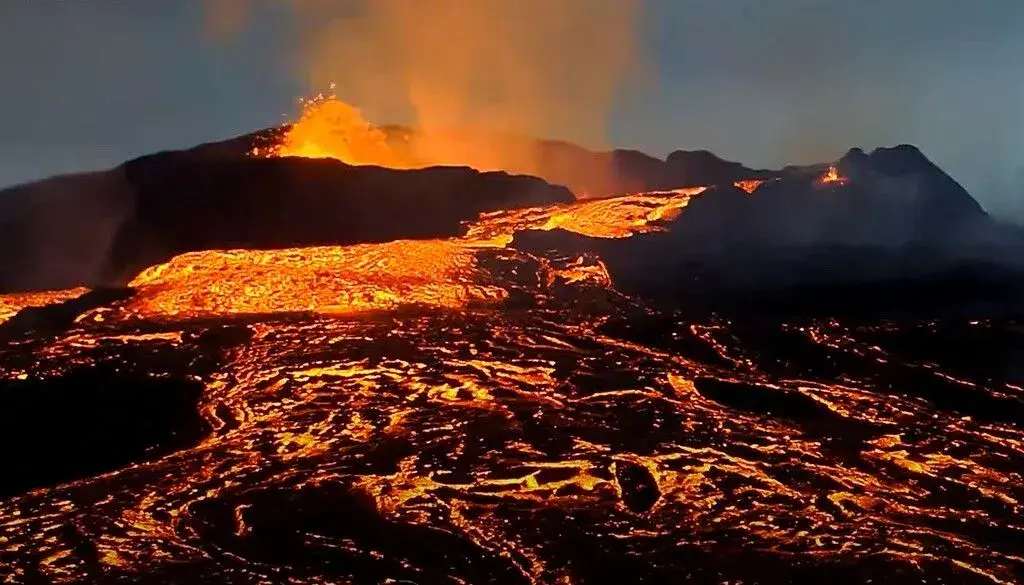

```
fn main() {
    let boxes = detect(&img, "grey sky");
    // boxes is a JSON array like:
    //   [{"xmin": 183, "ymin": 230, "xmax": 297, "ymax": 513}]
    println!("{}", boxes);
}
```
[{"xmin": 1, "ymin": 1, "xmax": 1021, "ymax": 220}]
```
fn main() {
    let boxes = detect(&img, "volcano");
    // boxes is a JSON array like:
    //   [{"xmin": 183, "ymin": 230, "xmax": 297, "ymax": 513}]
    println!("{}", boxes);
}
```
[{"xmin": 1, "ymin": 117, "xmax": 1024, "ymax": 584}]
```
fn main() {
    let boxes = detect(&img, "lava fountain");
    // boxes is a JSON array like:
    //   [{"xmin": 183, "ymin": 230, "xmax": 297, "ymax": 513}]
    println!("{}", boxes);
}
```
[
  {"xmin": 817, "ymin": 165, "xmax": 849, "ymax": 187},
  {"xmin": 251, "ymin": 94, "xmax": 415, "ymax": 168}
]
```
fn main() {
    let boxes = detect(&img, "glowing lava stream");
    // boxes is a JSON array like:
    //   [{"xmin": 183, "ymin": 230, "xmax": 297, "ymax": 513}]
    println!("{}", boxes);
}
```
[
  {"xmin": 14, "ymin": 95, "xmax": 852, "ymax": 324},
  {"xmin": 113, "ymin": 186, "xmax": 707, "ymax": 322},
  {"xmin": 3, "ymin": 298, "xmax": 1022, "ymax": 583},
  {"xmin": 0, "ymin": 287, "xmax": 90, "ymax": 325},
  {"xmin": 0, "ymin": 183, "xmax": 709, "ymax": 324},
  {"xmin": 3, "ymin": 145, "xmax": 1023, "ymax": 584}
]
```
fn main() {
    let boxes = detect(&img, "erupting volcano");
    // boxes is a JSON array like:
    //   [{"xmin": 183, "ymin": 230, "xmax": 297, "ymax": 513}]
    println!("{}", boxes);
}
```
[
  {"xmin": 9, "ymin": 0, "xmax": 1024, "ymax": 581},
  {"xmin": 249, "ymin": 94, "xmax": 732, "ymax": 199},
  {"xmin": 818, "ymin": 165, "xmax": 850, "ymax": 187},
  {"xmin": 249, "ymin": 93, "xmax": 600, "ymax": 195},
  {"xmin": 252, "ymin": 94, "xmax": 412, "ymax": 168},
  {"xmin": 2, "ymin": 82, "xmax": 1024, "ymax": 585}
]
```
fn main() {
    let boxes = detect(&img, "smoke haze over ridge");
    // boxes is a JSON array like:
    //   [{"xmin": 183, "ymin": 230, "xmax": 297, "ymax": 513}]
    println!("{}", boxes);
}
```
[
  {"xmin": 0, "ymin": 1, "xmax": 1021, "ymax": 221},
  {"xmin": 206, "ymin": 0, "xmax": 644, "ymax": 183}
]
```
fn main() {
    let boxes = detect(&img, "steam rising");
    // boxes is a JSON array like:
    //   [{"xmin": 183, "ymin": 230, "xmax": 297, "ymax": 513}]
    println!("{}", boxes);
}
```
[{"xmin": 206, "ymin": 0, "xmax": 644, "ymax": 181}]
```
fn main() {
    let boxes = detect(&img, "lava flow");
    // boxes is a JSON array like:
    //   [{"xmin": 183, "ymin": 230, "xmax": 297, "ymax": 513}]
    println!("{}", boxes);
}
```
[
  {"xmin": 1, "ymin": 181, "xmax": 1022, "ymax": 584},
  {"xmin": 85, "ymin": 187, "xmax": 704, "ymax": 322},
  {"xmin": 123, "ymin": 240, "xmax": 507, "ymax": 319},
  {"xmin": 0, "ymin": 287, "xmax": 89, "ymax": 325}
]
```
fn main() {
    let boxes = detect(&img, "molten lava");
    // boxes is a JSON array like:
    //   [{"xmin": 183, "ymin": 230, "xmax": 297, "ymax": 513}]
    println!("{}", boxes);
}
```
[
  {"xmin": 125, "ymin": 240, "xmax": 506, "ymax": 320},
  {"xmin": 0, "ymin": 288, "xmax": 89, "ymax": 325},
  {"xmin": 3, "ymin": 181, "xmax": 1023, "ymax": 584},
  {"xmin": 466, "ymin": 187, "xmax": 707, "ymax": 245},
  {"xmin": 117, "ymin": 187, "xmax": 707, "ymax": 322},
  {"xmin": 818, "ymin": 165, "xmax": 849, "ymax": 187},
  {"xmin": 252, "ymin": 95, "xmax": 413, "ymax": 168},
  {"xmin": 254, "ymin": 95, "xmax": 714, "ymax": 200},
  {"xmin": 733, "ymin": 179, "xmax": 765, "ymax": 194}
]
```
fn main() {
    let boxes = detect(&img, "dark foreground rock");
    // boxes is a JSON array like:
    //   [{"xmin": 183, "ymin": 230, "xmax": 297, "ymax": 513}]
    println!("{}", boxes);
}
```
[
  {"xmin": 0, "ymin": 153, "xmax": 573, "ymax": 292},
  {"xmin": 511, "ymin": 144, "xmax": 1024, "ymax": 313},
  {"xmin": 0, "ymin": 367, "xmax": 207, "ymax": 499},
  {"xmin": 0, "ymin": 322, "xmax": 253, "ymax": 500},
  {"xmin": 1, "ymin": 130, "xmax": 1020, "ymax": 300}
]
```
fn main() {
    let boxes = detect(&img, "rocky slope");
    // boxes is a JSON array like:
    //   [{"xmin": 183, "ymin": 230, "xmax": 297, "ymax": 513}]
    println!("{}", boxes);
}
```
[{"xmin": 0, "ymin": 129, "xmax": 1017, "ymax": 295}]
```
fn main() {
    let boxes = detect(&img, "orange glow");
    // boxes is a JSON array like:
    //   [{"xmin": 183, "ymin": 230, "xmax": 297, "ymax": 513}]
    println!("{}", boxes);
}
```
[
  {"xmin": 261, "ymin": 0, "xmax": 640, "ymax": 173},
  {"xmin": 254, "ymin": 94, "xmax": 623, "ymax": 196},
  {"xmin": 3, "ymin": 6, "xmax": 1016, "ymax": 579},
  {"xmin": 818, "ymin": 165, "xmax": 849, "ymax": 187},
  {"xmin": 4, "ymin": 191, "xmax": 1023, "ymax": 585},
  {"xmin": 125, "ymin": 240, "xmax": 506, "ymax": 319},
  {"xmin": 115, "ymin": 187, "xmax": 708, "ymax": 321},
  {"xmin": 466, "ymin": 187, "xmax": 707, "ymax": 245},
  {"xmin": 0, "ymin": 288, "xmax": 89, "ymax": 325},
  {"xmin": 258, "ymin": 88, "xmax": 741, "ymax": 200},
  {"xmin": 734, "ymin": 179, "xmax": 765, "ymax": 194},
  {"xmin": 251, "ymin": 94, "xmax": 414, "ymax": 168},
  {"xmin": 6, "ymin": 297, "xmax": 1021, "ymax": 582}
]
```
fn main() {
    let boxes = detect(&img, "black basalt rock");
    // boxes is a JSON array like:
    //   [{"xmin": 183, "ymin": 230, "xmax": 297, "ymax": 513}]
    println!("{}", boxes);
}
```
[
  {"xmin": 665, "ymin": 149, "xmax": 769, "ymax": 187},
  {"xmin": 614, "ymin": 459, "xmax": 661, "ymax": 514},
  {"xmin": 0, "ymin": 152, "xmax": 574, "ymax": 291}
]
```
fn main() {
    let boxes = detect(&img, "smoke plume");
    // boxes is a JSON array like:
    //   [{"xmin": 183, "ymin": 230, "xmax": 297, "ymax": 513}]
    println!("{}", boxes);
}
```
[
  {"xmin": 203, "ymin": 0, "xmax": 252, "ymax": 41},
  {"xmin": 205, "ymin": 0, "xmax": 645, "ymax": 186}
]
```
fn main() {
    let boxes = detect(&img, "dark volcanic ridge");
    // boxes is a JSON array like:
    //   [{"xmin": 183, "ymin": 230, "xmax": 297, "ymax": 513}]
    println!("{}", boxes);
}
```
[{"xmin": 0, "ymin": 129, "xmax": 1022, "ymax": 298}]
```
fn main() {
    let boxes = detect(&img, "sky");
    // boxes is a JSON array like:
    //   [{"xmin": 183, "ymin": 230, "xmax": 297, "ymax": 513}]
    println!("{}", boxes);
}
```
[{"xmin": 0, "ymin": 1, "xmax": 1021, "ymax": 221}]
